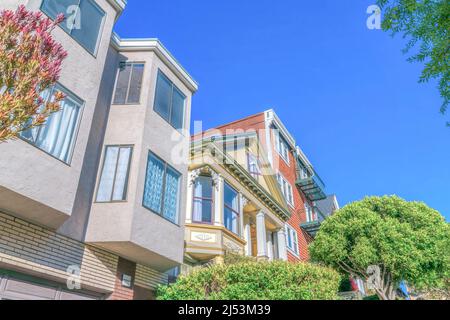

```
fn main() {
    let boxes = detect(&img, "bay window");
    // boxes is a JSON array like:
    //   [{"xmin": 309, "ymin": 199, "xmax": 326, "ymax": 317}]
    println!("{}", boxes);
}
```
[
  {"xmin": 154, "ymin": 71, "xmax": 186, "ymax": 130},
  {"xmin": 192, "ymin": 176, "xmax": 214, "ymax": 224},
  {"xmin": 224, "ymin": 183, "xmax": 240, "ymax": 235},
  {"xmin": 41, "ymin": 0, "xmax": 105, "ymax": 55},
  {"xmin": 113, "ymin": 62, "xmax": 145, "ymax": 105},
  {"xmin": 143, "ymin": 152, "xmax": 181, "ymax": 224},
  {"xmin": 20, "ymin": 84, "xmax": 83, "ymax": 164},
  {"xmin": 96, "ymin": 146, "xmax": 133, "ymax": 202}
]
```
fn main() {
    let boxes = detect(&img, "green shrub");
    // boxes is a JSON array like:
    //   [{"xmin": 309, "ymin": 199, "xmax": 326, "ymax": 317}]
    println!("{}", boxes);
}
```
[{"xmin": 157, "ymin": 261, "xmax": 341, "ymax": 300}]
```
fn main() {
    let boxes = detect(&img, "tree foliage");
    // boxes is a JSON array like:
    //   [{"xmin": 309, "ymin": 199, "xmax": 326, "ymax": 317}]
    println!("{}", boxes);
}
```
[
  {"xmin": 377, "ymin": 0, "xmax": 449, "ymax": 124},
  {"xmin": 157, "ymin": 261, "xmax": 341, "ymax": 300},
  {"xmin": 310, "ymin": 196, "xmax": 450, "ymax": 300},
  {"xmin": 0, "ymin": 5, "xmax": 67, "ymax": 142}
]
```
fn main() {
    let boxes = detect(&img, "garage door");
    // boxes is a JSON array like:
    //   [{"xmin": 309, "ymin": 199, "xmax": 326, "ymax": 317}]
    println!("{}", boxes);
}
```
[{"xmin": 0, "ymin": 271, "xmax": 104, "ymax": 300}]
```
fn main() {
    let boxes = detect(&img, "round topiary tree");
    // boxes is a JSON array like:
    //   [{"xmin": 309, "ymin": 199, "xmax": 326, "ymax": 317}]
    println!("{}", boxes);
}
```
[
  {"xmin": 157, "ymin": 261, "xmax": 341, "ymax": 300},
  {"xmin": 310, "ymin": 196, "xmax": 450, "ymax": 300}
]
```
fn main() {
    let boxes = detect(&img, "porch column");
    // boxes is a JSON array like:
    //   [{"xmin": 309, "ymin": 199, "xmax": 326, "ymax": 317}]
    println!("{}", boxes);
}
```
[
  {"xmin": 244, "ymin": 220, "xmax": 252, "ymax": 256},
  {"xmin": 256, "ymin": 212, "xmax": 268, "ymax": 259},
  {"xmin": 185, "ymin": 170, "xmax": 200, "ymax": 224},
  {"xmin": 239, "ymin": 194, "xmax": 248, "ymax": 237},
  {"xmin": 212, "ymin": 173, "xmax": 224, "ymax": 227},
  {"xmin": 266, "ymin": 231, "xmax": 274, "ymax": 261},
  {"xmin": 276, "ymin": 228, "xmax": 288, "ymax": 261}
]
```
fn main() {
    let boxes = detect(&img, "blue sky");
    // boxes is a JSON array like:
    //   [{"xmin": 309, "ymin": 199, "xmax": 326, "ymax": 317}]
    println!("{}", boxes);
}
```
[{"xmin": 115, "ymin": 0, "xmax": 450, "ymax": 219}]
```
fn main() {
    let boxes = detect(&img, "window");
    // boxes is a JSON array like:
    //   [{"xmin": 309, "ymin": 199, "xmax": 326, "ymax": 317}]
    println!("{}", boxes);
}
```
[
  {"xmin": 154, "ymin": 71, "xmax": 186, "ymax": 130},
  {"xmin": 41, "ymin": 0, "xmax": 105, "ymax": 55},
  {"xmin": 113, "ymin": 62, "xmax": 145, "ymax": 105},
  {"xmin": 305, "ymin": 202, "xmax": 315, "ymax": 222},
  {"xmin": 285, "ymin": 225, "xmax": 299, "ymax": 256},
  {"xmin": 20, "ymin": 84, "xmax": 83, "ymax": 164},
  {"xmin": 192, "ymin": 176, "xmax": 214, "ymax": 224},
  {"xmin": 298, "ymin": 162, "xmax": 309, "ymax": 180},
  {"xmin": 275, "ymin": 131, "xmax": 290, "ymax": 164},
  {"xmin": 96, "ymin": 146, "xmax": 133, "ymax": 202},
  {"xmin": 143, "ymin": 152, "xmax": 181, "ymax": 224},
  {"xmin": 277, "ymin": 173, "xmax": 294, "ymax": 206},
  {"xmin": 224, "ymin": 183, "xmax": 240, "ymax": 235},
  {"xmin": 247, "ymin": 153, "xmax": 262, "ymax": 180}
]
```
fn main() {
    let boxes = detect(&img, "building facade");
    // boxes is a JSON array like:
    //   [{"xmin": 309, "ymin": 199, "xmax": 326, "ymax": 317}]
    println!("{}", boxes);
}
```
[
  {"xmin": 182, "ymin": 133, "xmax": 291, "ymax": 271},
  {"xmin": 0, "ymin": 0, "xmax": 197, "ymax": 300},
  {"xmin": 191, "ymin": 110, "xmax": 329, "ymax": 264}
]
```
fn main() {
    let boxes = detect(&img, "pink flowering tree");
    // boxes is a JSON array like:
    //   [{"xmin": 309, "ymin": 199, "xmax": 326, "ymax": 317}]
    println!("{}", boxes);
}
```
[{"xmin": 0, "ymin": 5, "xmax": 67, "ymax": 142}]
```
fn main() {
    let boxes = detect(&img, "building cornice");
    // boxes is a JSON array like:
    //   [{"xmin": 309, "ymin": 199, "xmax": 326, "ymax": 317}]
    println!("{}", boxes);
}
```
[
  {"xmin": 111, "ymin": 33, "xmax": 199, "ymax": 93},
  {"xmin": 264, "ymin": 109, "xmax": 296, "ymax": 150},
  {"xmin": 191, "ymin": 142, "xmax": 291, "ymax": 222}
]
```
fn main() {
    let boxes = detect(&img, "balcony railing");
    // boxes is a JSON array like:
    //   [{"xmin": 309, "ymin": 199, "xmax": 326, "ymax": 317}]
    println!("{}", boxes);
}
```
[
  {"xmin": 295, "ymin": 173, "xmax": 327, "ymax": 202},
  {"xmin": 300, "ymin": 206, "xmax": 326, "ymax": 238}
]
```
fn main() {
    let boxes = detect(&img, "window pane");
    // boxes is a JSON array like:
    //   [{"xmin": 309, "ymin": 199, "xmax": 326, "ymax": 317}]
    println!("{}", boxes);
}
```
[
  {"xmin": 113, "ymin": 64, "xmax": 131, "ymax": 104},
  {"xmin": 127, "ymin": 64, "xmax": 144, "ymax": 104},
  {"xmin": 31, "ymin": 85, "xmax": 82, "ymax": 163},
  {"xmin": 143, "ymin": 153, "xmax": 165, "ymax": 214},
  {"xmin": 193, "ymin": 177, "xmax": 213, "ymax": 223},
  {"xmin": 112, "ymin": 147, "xmax": 132, "ymax": 201},
  {"xmin": 224, "ymin": 207, "xmax": 238, "ymax": 234},
  {"xmin": 170, "ymin": 87, "xmax": 185, "ymax": 130},
  {"xmin": 154, "ymin": 72, "xmax": 172, "ymax": 122},
  {"xmin": 41, "ymin": 0, "xmax": 79, "ymax": 33},
  {"xmin": 162, "ymin": 166, "xmax": 181, "ymax": 224},
  {"xmin": 224, "ymin": 183, "xmax": 239, "ymax": 211},
  {"xmin": 96, "ymin": 147, "xmax": 119, "ymax": 202},
  {"xmin": 71, "ymin": 0, "xmax": 105, "ymax": 53}
]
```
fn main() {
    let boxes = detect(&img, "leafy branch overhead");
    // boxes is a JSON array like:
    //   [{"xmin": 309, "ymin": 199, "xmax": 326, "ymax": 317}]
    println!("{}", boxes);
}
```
[
  {"xmin": 377, "ymin": 0, "xmax": 449, "ymax": 123},
  {"xmin": 0, "ymin": 5, "xmax": 67, "ymax": 142}
]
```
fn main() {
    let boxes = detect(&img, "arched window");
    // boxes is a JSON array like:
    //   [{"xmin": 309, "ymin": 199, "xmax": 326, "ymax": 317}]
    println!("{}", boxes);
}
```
[{"xmin": 192, "ymin": 176, "xmax": 214, "ymax": 224}]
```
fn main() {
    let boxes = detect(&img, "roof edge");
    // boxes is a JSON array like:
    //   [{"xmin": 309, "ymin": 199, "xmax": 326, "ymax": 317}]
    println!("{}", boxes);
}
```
[{"xmin": 111, "ymin": 32, "xmax": 199, "ymax": 93}]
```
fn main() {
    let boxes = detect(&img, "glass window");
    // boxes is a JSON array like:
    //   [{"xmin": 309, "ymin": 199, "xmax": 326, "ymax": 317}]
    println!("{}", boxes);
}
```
[
  {"xmin": 224, "ymin": 183, "xmax": 240, "ymax": 235},
  {"xmin": 143, "ymin": 152, "xmax": 181, "ymax": 224},
  {"xmin": 20, "ymin": 84, "xmax": 83, "ymax": 164},
  {"xmin": 247, "ymin": 153, "xmax": 262, "ymax": 180},
  {"xmin": 192, "ymin": 176, "xmax": 214, "ymax": 224},
  {"xmin": 113, "ymin": 62, "xmax": 145, "ymax": 105},
  {"xmin": 41, "ymin": 0, "xmax": 105, "ymax": 55},
  {"xmin": 277, "ymin": 173, "xmax": 294, "ymax": 206},
  {"xmin": 285, "ymin": 225, "xmax": 299, "ymax": 255},
  {"xmin": 96, "ymin": 146, "xmax": 132, "ymax": 202},
  {"xmin": 275, "ymin": 132, "xmax": 290, "ymax": 164},
  {"xmin": 305, "ymin": 203, "xmax": 315, "ymax": 222},
  {"xmin": 154, "ymin": 71, "xmax": 186, "ymax": 130}
]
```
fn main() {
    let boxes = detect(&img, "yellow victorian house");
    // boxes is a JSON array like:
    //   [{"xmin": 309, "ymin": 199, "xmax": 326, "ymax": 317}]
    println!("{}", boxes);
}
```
[{"xmin": 182, "ymin": 132, "xmax": 291, "ymax": 271}]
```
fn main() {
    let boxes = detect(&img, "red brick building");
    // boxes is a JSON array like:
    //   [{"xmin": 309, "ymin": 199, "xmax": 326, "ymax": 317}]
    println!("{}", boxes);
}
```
[{"xmin": 194, "ymin": 109, "xmax": 328, "ymax": 262}]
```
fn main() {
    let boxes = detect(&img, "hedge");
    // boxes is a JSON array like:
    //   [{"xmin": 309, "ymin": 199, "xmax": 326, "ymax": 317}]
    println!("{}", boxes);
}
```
[{"xmin": 157, "ymin": 261, "xmax": 341, "ymax": 300}]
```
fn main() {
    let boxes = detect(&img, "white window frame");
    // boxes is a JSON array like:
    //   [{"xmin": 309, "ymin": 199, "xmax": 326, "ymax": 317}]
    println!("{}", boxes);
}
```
[
  {"xmin": 305, "ymin": 202, "xmax": 315, "ymax": 222},
  {"xmin": 275, "ymin": 131, "xmax": 290, "ymax": 165},
  {"xmin": 277, "ymin": 173, "xmax": 295, "ymax": 207},
  {"xmin": 285, "ymin": 224, "xmax": 299, "ymax": 256}
]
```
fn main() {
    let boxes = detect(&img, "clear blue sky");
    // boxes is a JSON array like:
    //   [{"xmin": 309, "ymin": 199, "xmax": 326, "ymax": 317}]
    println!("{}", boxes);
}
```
[{"xmin": 115, "ymin": 0, "xmax": 450, "ymax": 219}]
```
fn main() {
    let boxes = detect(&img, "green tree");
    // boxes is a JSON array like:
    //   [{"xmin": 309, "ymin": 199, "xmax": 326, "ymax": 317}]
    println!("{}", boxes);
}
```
[
  {"xmin": 310, "ymin": 196, "xmax": 450, "ymax": 300},
  {"xmin": 157, "ymin": 261, "xmax": 341, "ymax": 300},
  {"xmin": 0, "ymin": 5, "xmax": 67, "ymax": 142},
  {"xmin": 376, "ymin": 0, "xmax": 449, "ymax": 124}
]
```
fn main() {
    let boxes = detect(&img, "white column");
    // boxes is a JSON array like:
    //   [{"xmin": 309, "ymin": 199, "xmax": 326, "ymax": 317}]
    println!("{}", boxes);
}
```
[
  {"xmin": 244, "ymin": 220, "xmax": 252, "ymax": 256},
  {"xmin": 266, "ymin": 231, "xmax": 274, "ymax": 261},
  {"xmin": 213, "ymin": 173, "xmax": 224, "ymax": 227},
  {"xmin": 277, "ymin": 228, "xmax": 288, "ymax": 261},
  {"xmin": 239, "ymin": 194, "xmax": 248, "ymax": 237},
  {"xmin": 256, "ymin": 212, "xmax": 268, "ymax": 259},
  {"xmin": 185, "ymin": 170, "xmax": 198, "ymax": 224}
]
